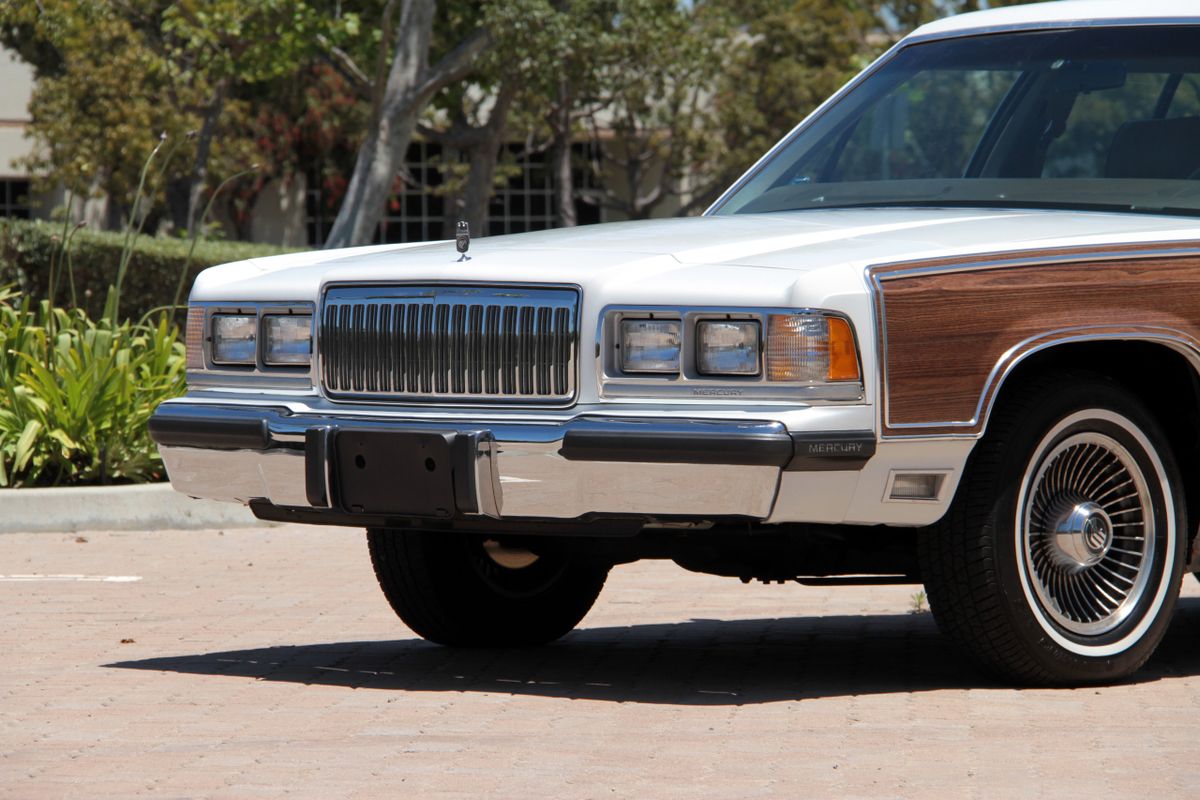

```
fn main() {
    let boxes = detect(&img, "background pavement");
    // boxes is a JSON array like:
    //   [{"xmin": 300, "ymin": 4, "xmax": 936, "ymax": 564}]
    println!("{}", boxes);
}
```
[{"xmin": 3, "ymin": 523, "xmax": 1199, "ymax": 798}]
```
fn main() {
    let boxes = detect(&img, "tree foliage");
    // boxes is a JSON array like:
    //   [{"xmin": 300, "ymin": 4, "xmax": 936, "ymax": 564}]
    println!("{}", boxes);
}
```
[
  {"xmin": 701, "ymin": 0, "xmax": 872, "ymax": 212},
  {"xmin": 2, "ymin": 0, "xmax": 1051, "ymax": 245},
  {"xmin": 0, "ymin": 1, "xmax": 356, "ymax": 232}
]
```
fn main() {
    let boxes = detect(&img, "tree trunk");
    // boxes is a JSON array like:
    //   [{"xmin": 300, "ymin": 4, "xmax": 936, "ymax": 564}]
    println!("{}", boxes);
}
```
[
  {"xmin": 326, "ymin": 104, "xmax": 420, "ymax": 247},
  {"xmin": 460, "ymin": 84, "xmax": 517, "ymax": 237},
  {"xmin": 550, "ymin": 80, "xmax": 576, "ymax": 227},
  {"xmin": 324, "ymin": 0, "xmax": 489, "ymax": 249},
  {"xmin": 440, "ymin": 146, "xmax": 465, "ymax": 239},
  {"xmin": 186, "ymin": 78, "xmax": 229, "ymax": 236}
]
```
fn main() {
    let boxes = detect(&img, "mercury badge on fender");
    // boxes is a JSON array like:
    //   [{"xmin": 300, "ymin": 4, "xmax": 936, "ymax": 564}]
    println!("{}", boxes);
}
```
[{"xmin": 150, "ymin": 0, "xmax": 1200, "ymax": 684}]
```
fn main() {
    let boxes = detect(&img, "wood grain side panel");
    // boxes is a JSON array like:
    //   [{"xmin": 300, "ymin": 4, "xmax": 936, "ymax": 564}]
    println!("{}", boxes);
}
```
[{"xmin": 875, "ymin": 253, "xmax": 1200, "ymax": 436}]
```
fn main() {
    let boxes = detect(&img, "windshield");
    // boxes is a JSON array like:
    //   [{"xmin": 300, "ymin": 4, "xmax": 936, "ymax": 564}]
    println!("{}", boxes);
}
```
[{"xmin": 712, "ymin": 26, "xmax": 1200, "ymax": 218}]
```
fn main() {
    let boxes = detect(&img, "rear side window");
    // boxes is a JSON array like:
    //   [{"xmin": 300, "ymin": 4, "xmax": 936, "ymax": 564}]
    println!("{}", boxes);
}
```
[{"xmin": 1044, "ymin": 72, "xmax": 1174, "ymax": 178}]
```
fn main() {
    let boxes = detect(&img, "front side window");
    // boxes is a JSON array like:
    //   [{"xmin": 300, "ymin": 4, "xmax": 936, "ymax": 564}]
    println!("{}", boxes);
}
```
[{"xmin": 713, "ymin": 26, "xmax": 1200, "ymax": 218}]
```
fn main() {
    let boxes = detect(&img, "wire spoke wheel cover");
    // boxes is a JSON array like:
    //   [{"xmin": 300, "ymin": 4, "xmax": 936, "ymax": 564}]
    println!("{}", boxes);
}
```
[
  {"xmin": 1023, "ymin": 432, "xmax": 1153, "ymax": 636},
  {"xmin": 1014, "ymin": 409, "xmax": 1176, "ymax": 657}
]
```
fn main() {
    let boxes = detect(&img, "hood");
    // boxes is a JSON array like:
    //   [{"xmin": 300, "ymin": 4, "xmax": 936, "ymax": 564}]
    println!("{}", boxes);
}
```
[{"xmin": 191, "ymin": 208, "xmax": 1200, "ymax": 306}]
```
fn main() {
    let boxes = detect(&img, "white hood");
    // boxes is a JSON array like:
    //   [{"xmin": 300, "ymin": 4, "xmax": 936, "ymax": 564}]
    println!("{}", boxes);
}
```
[{"xmin": 191, "ymin": 207, "xmax": 1200, "ymax": 309}]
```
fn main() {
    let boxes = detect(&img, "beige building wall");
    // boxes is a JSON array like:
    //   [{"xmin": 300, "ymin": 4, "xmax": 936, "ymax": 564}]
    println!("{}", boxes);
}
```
[{"xmin": 0, "ymin": 47, "xmax": 34, "ymax": 179}]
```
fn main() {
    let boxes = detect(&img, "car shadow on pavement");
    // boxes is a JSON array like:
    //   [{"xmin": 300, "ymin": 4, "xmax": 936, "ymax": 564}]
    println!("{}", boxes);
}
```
[{"xmin": 106, "ymin": 597, "xmax": 1200, "ymax": 704}]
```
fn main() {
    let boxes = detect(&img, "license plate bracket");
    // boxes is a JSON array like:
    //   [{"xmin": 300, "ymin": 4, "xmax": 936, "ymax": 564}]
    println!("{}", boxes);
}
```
[{"xmin": 330, "ymin": 429, "xmax": 457, "ymax": 517}]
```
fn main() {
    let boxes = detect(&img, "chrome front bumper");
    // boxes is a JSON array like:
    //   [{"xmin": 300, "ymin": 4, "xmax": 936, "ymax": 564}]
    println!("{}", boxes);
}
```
[{"xmin": 149, "ymin": 402, "xmax": 875, "ymax": 522}]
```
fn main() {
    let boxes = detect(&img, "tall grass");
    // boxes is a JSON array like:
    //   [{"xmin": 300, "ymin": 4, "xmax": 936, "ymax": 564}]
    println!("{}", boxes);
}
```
[{"xmin": 0, "ymin": 136, "xmax": 219, "ymax": 486}]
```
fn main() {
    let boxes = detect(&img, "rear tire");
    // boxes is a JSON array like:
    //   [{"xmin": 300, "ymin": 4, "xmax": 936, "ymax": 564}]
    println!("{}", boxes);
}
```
[
  {"xmin": 367, "ymin": 528, "xmax": 609, "ymax": 647},
  {"xmin": 919, "ymin": 373, "xmax": 1184, "ymax": 685}
]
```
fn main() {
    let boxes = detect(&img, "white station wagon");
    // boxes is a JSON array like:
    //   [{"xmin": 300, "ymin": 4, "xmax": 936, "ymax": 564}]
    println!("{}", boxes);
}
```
[{"xmin": 152, "ymin": 0, "xmax": 1200, "ymax": 684}]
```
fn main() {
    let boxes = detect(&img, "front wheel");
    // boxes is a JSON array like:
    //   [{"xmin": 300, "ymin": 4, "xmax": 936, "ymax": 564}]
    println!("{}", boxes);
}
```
[
  {"xmin": 367, "ymin": 529, "xmax": 609, "ymax": 647},
  {"xmin": 920, "ymin": 374, "xmax": 1184, "ymax": 684}
]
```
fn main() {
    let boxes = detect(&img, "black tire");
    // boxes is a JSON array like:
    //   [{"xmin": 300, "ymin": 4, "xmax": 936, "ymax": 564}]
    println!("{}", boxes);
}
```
[
  {"xmin": 366, "ymin": 528, "xmax": 609, "ymax": 647},
  {"xmin": 919, "ymin": 372, "xmax": 1185, "ymax": 685}
]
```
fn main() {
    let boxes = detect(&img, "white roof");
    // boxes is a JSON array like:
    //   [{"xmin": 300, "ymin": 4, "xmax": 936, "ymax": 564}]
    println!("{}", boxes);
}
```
[{"xmin": 911, "ymin": 0, "xmax": 1199, "ymax": 41}]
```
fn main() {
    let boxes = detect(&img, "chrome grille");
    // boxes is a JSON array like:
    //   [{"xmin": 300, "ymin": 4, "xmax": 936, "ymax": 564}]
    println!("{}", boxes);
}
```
[{"xmin": 319, "ymin": 285, "xmax": 578, "ymax": 402}]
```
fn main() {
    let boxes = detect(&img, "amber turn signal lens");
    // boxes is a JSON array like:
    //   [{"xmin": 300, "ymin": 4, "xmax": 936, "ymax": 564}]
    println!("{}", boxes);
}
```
[
  {"xmin": 765, "ymin": 313, "xmax": 860, "ymax": 383},
  {"xmin": 185, "ymin": 306, "xmax": 205, "ymax": 370},
  {"xmin": 826, "ymin": 316, "xmax": 860, "ymax": 382}
]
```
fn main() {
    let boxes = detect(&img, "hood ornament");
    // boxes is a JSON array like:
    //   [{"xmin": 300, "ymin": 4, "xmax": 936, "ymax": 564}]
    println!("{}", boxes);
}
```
[{"xmin": 455, "ymin": 221, "xmax": 471, "ymax": 261}]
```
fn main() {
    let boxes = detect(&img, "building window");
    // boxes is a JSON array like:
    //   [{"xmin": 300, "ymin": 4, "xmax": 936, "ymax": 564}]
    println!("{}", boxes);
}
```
[
  {"xmin": 0, "ymin": 180, "xmax": 30, "ymax": 219},
  {"xmin": 304, "ymin": 172, "xmax": 333, "ymax": 248},
  {"xmin": 377, "ymin": 139, "xmax": 447, "ymax": 244},
  {"xmin": 488, "ymin": 142, "xmax": 601, "ymax": 236},
  {"xmin": 303, "ymin": 142, "xmax": 601, "ymax": 247}
]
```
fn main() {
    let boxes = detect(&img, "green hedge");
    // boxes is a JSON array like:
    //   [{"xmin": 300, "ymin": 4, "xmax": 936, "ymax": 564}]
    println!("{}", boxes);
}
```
[{"xmin": 0, "ymin": 218, "xmax": 298, "ymax": 322}]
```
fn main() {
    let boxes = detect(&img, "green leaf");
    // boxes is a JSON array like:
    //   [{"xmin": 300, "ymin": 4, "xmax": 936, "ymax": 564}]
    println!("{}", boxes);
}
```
[{"xmin": 14, "ymin": 418, "xmax": 43, "ymax": 472}]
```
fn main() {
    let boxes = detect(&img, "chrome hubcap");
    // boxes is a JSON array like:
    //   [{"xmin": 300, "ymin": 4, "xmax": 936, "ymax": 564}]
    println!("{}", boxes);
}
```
[
  {"xmin": 1048, "ymin": 499, "xmax": 1113, "ymax": 568},
  {"xmin": 1024, "ymin": 432, "xmax": 1154, "ymax": 636}
]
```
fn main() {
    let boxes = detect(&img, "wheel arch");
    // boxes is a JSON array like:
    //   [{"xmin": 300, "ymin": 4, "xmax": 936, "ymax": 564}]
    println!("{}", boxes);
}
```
[{"xmin": 980, "ymin": 337, "xmax": 1200, "ymax": 571}]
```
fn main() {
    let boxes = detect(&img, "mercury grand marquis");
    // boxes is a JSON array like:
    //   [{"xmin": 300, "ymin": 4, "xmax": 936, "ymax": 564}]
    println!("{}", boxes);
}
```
[{"xmin": 150, "ymin": 0, "xmax": 1200, "ymax": 684}]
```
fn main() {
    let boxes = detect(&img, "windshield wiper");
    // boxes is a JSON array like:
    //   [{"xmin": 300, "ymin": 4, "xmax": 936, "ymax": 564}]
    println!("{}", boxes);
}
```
[{"xmin": 769, "ymin": 199, "xmax": 1200, "ymax": 218}]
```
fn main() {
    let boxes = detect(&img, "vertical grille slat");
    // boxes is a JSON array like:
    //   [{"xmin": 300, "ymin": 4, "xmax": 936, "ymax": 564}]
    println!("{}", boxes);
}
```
[
  {"xmin": 383, "ymin": 304, "xmax": 397, "ymax": 392},
  {"xmin": 536, "ymin": 307, "xmax": 551, "ymax": 395},
  {"xmin": 553, "ymin": 307, "xmax": 569, "ymax": 395},
  {"xmin": 484, "ymin": 305, "xmax": 500, "ymax": 395},
  {"xmin": 364, "ymin": 304, "xmax": 378, "ymax": 393},
  {"xmin": 424, "ymin": 303, "xmax": 439, "ymax": 393},
  {"xmin": 467, "ymin": 305, "xmax": 483, "ymax": 395},
  {"xmin": 451, "ymin": 304, "xmax": 467, "ymax": 395},
  {"xmin": 337, "ymin": 305, "xmax": 352, "ymax": 392},
  {"xmin": 501, "ymin": 306, "xmax": 517, "ymax": 396},
  {"xmin": 518, "ymin": 306, "xmax": 533, "ymax": 395},
  {"xmin": 433, "ymin": 304, "xmax": 448, "ymax": 394},
  {"xmin": 321, "ymin": 304, "xmax": 338, "ymax": 391},
  {"xmin": 405, "ymin": 304, "xmax": 419, "ymax": 393},
  {"xmin": 319, "ymin": 286, "xmax": 577, "ymax": 403}
]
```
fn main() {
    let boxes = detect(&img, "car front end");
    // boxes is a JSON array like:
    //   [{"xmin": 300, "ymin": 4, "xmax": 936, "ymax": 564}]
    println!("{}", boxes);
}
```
[{"xmin": 152, "ymin": 213, "xmax": 967, "ymax": 532}]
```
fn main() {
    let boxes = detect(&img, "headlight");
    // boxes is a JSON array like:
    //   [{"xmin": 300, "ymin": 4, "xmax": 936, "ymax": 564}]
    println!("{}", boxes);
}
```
[
  {"xmin": 263, "ymin": 314, "xmax": 312, "ymax": 366},
  {"xmin": 211, "ymin": 314, "xmax": 257, "ymax": 365},
  {"xmin": 766, "ymin": 313, "xmax": 860, "ymax": 382},
  {"xmin": 620, "ymin": 319, "xmax": 681, "ymax": 373},
  {"xmin": 696, "ymin": 320, "xmax": 760, "ymax": 375}
]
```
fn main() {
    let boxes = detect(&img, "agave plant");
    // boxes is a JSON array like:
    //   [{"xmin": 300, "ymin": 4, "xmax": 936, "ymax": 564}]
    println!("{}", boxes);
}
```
[{"xmin": 0, "ymin": 292, "xmax": 186, "ymax": 486}]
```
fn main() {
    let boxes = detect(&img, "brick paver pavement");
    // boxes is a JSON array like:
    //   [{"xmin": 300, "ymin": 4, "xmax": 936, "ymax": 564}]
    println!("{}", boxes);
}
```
[{"xmin": 2, "ymin": 524, "xmax": 1199, "ymax": 798}]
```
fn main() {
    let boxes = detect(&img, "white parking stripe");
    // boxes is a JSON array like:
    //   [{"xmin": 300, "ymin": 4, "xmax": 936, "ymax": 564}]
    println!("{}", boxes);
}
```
[{"xmin": 0, "ymin": 574, "xmax": 142, "ymax": 582}]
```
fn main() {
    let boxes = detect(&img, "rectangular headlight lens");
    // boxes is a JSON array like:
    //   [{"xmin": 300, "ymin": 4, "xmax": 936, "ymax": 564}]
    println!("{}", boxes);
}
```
[
  {"xmin": 697, "ymin": 320, "xmax": 760, "ymax": 375},
  {"xmin": 211, "ymin": 314, "xmax": 257, "ymax": 365},
  {"xmin": 766, "ymin": 314, "xmax": 860, "ymax": 382},
  {"xmin": 620, "ymin": 319, "xmax": 681, "ymax": 373},
  {"xmin": 263, "ymin": 314, "xmax": 312, "ymax": 366}
]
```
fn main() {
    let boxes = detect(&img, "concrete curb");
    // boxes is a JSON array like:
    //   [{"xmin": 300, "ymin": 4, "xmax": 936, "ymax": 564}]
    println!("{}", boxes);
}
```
[{"xmin": 0, "ymin": 483, "xmax": 269, "ymax": 533}]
